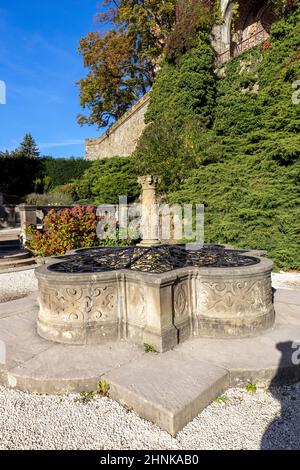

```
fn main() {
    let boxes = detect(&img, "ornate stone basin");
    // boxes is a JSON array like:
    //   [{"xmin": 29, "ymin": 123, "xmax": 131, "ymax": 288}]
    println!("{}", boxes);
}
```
[{"xmin": 35, "ymin": 245, "xmax": 274, "ymax": 351}]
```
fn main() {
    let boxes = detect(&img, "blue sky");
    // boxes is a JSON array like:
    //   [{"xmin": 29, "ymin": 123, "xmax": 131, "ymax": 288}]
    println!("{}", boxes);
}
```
[{"xmin": 0, "ymin": 0, "xmax": 105, "ymax": 158}]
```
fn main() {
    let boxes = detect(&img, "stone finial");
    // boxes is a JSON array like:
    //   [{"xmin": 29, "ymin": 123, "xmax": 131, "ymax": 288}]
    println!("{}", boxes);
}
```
[{"xmin": 138, "ymin": 175, "xmax": 161, "ymax": 191}]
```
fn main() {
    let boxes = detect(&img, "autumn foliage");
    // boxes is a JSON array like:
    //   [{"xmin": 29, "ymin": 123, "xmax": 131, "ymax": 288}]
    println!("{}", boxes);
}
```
[
  {"xmin": 27, "ymin": 206, "xmax": 100, "ymax": 256},
  {"xmin": 77, "ymin": 0, "xmax": 176, "ymax": 128}
]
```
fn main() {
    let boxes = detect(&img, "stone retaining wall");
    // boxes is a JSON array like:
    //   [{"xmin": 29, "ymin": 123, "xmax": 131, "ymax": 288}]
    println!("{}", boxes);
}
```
[{"xmin": 85, "ymin": 94, "xmax": 150, "ymax": 160}]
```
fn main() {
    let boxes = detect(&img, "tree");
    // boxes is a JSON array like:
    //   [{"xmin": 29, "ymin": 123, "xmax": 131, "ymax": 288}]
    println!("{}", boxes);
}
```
[
  {"xmin": 165, "ymin": 0, "xmax": 216, "ymax": 62},
  {"xmin": 77, "ymin": 0, "xmax": 177, "ymax": 129},
  {"xmin": 0, "ymin": 150, "xmax": 11, "ymax": 158},
  {"xmin": 12, "ymin": 133, "xmax": 40, "ymax": 159}
]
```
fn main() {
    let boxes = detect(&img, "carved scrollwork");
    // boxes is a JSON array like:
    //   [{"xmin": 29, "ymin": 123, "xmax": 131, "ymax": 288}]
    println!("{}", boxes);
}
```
[
  {"xmin": 40, "ymin": 284, "xmax": 117, "ymax": 323},
  {"xmin": 174, "ymin": 283, "xmax": 188, "ymax": 318},
  {"xmin": 127, "ymin": 284, "xmax": 146, "ymax": 323},
  {"xmin": 197, "ymin": 277, "xmax": 273, "ymax": 318},
  {"xmin": 66, "ymin": 288, "xmax": 83, "ymax": 301}
]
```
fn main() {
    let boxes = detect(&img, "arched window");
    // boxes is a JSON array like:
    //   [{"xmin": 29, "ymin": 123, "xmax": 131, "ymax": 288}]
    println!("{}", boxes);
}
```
[
  {"xmin": 215, "ymin": 0, "xmax": 278, "ymax": 63},
  {"xmin": 232, "ymin": 0, "xmax": 278, "ymax": 54}
]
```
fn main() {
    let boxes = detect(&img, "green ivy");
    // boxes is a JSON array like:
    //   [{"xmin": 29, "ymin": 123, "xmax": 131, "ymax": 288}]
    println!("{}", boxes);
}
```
[
  {"xmin": 145, "ymin": 33, "xmax": 216, "ymax": 128},
  {"xmin": 135, "ymin": 5, "xmax": 300, "ymax": 270}
]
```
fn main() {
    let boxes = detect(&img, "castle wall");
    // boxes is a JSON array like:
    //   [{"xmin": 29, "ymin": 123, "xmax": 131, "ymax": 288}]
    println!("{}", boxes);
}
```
[{"xmin": 85, "ymin": 93, "xmax": 150, "ymax": 161}]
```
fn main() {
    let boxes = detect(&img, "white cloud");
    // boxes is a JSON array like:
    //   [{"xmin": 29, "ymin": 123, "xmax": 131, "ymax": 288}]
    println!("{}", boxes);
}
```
[{"xmin": 39, "ymin": 139, "xmax": 85, "ymax": 149}]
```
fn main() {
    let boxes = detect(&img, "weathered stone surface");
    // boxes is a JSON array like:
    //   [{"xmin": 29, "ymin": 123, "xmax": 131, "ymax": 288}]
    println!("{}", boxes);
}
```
[
  {"xmin": 18, "ymin": 204, "xmax": 37, "ymax": 244},
  {"xmin": 177, "ymin": 298, "xmax": 300, "ymax": 387},
  {"xmin": 193, "ymin": 261, "xmax": 275, "ymax": 337},
  {"xmin": 274, "ymin": 288, "xmax": 300, "ymax": 306},
  {"xmin": 0, "ymin": 295, "xmax": 37, "ymax": 318},
  {"xmin": 0, "ymin": 310, "xmax": 50, "ymax": 373},
  {"xmin": 105, "ymin": 351, "xmax": 229, "ymax": 436},
  {"xmin": 275, "ymin": 303, "xmax": 300, "ymax": 325},
  {"xmin": 85, "ymin": 94, "xmax": 150, "ymax": 160},
  {"xmin": 36, "ymin": 255, "xmax": 275, "ymax": 348},
  {"xmin": 6, "ymin": 341, "xmax": 143, "ymax": 394},
  {"xmin": 37, "ymin": 280, "xmax": 120, "ymax": 345},
  {"xmin": 137, "ymin": 175, "xmax": 161, "ymax": 246}
]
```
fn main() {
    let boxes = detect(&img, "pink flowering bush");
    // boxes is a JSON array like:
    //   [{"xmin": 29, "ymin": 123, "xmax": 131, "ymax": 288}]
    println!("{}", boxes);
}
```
[{"xmin": 27, "ymin": 205, "xmax": 127, "ymax": 256}]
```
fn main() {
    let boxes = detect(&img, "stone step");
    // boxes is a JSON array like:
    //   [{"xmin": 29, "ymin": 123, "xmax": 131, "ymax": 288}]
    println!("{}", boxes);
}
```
[
  {"xmin": 105, "ymin": 351, "xmax": 229, "ymax": 436},
  {"xmin": 0, "ymin": 256, "xmax": 36, "ymax": 271},
  {"xmin": 0, "ymin": 250, "xmax": 31, "ymax": 261},
  {"xmin": 0, "ymin": 255, "xmax": 35, "ymax": 266},
  {"xmin": 0, "ymin": 240, "xmax": 20, "ymax": 247}
]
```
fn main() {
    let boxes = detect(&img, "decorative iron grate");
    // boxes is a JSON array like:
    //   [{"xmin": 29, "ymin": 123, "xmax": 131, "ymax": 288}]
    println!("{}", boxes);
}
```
[{"xmin": 48, "ymin": 245, "xmax": 260, "ymax": 274}]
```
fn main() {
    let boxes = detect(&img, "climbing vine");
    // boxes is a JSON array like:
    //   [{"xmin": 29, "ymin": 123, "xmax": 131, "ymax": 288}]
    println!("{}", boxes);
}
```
[{"xmin": 230, "ymin": 2, "xmax": 240, "ymax": 36}]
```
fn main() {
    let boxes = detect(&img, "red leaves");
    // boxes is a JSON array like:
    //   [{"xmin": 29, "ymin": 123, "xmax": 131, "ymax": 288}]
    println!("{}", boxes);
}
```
[
  {"xmin": 27, "ymin": 206, "xmax": 102, "ymax": 256},
  {"xmin": 262, "ymin": 40, "xmax": 271, "ymax": 50}
]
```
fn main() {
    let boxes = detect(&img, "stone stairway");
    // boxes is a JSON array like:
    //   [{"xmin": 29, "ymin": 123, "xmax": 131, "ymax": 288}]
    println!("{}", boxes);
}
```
[{"xmin": 0, "ymin": 232, "xmax": 36, "ymax": 272}]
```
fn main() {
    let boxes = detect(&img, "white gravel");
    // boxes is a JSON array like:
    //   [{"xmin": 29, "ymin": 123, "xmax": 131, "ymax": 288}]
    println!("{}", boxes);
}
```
[
  {"xmin": 0, "ymin": 269, "xmax": 37, "ymax": 303},
  {"xmin": 272, "ymin": 271, "xmax": 300, "ymax": 291},
  {"xmin": 0, "ymin": 384, "xmax": 299, "ymax": 450}
]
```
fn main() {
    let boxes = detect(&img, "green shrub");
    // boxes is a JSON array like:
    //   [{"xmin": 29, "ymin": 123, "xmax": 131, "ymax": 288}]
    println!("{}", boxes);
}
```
[
  {"xmin": 145, "ymin": 33, "xmax": 216, "ymax": 128},
  {"xmin": 33, "ymin": 176, "xmax": 53, "ymax": 194},
  {"xmin": 41, "ymin": 157, "xmax": 92, "ymax": 189},
  {"xmin": 76, "ymin": 156, "xmax": 140, "ymax": 204},
  {"xmin": 51, "ymin": 182, "xmax": 79, "ymax": 202},
  {"xmin": 0, "ymin": 156, "xmax": 43, "ymax": 200},
  {"xmin": 136, "ymin": 5, "xmax": 300, "ymax": 270},
  {"xmin": 26, "ymin": 192, "xmax": 74, "ymax": 206},
  {"xmin": 164, "ymin": 0, "xmax": 215, "ymax": 63},
  {"xmin": 133, "ymin": 25, "xmax": 217, "ymax": 193},
  {"xmin": 134, "ymin": 118, "xmax": 199, "ymax": 193}
]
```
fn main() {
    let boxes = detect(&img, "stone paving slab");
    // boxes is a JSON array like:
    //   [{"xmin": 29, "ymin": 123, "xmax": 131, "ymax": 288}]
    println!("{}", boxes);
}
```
[
  {"xmin": 0, "ymin": 290, "xmax": 300, "ymax": 434},
  {"xmin": 6, "ymin": 342, "xmax": 144, "ymax": 394},
  {"xmin": 0, "ymin": 296, "xmax": 38, "ymax": 318},
  {"xmin": 0, "ymin": 298, "xmax": 144, "ymax": 394},
  {"xmin": 104, "ymin": 351, "xmax": 229, "ymax": 436},
  {"xmin": 0, "ymin": 310, "xmax": 51, "ymax": 373},
  {"xmin": 274, "ymin": 288, "xmax": 300, "ymax": 306},
  {"xmin": 176, "ymin": 324, "xmax": 300, "ymax": 387},
  {"xmin": 275, "ymin": 303, "xmax": 300, "ymax": 325}
]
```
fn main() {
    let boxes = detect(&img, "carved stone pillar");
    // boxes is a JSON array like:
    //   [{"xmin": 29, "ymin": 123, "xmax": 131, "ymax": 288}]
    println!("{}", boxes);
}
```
[{"xmin": 138, "ymin": 175, "xmax": 161, "ymax": 246}]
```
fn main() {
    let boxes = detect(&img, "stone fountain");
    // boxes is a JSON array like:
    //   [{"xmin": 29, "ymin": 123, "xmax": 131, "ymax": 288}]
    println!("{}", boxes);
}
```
[{"xmin": 35, "ymin": 176, "xmax": 274, "ymax": 351}]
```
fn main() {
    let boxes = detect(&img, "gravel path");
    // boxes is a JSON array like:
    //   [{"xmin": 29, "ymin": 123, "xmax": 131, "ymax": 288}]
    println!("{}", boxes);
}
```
[
  {"xmin": 0, "ymin": 384, "xmax": 299, "ymax": 450},
  {"xmin": 0, "ymin": 269, "xmax": 37, "ymax": 303}
]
